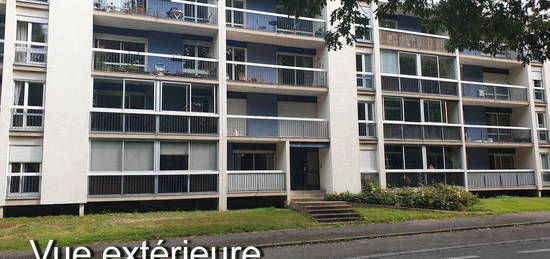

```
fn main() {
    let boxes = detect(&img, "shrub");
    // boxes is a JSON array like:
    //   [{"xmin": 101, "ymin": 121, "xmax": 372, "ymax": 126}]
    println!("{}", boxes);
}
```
[{"xmin": 326, "ymin": 182, "xmax": 479, "ymax": 211}]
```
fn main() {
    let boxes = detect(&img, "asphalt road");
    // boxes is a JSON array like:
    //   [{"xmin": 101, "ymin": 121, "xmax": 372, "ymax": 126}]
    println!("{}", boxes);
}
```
[{"xmin": 261, "ymin": 223, "xmax": 550, "ymax": 259}]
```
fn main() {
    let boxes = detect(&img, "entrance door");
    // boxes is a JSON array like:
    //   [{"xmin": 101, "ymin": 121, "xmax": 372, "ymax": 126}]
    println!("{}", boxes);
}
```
[{"xmin": 290, "ymin": 147, "xmax": 320, "ymax": 190}]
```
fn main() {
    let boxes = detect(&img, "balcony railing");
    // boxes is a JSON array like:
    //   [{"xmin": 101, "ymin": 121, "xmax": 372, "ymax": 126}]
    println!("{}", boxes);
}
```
[
  {"xmin": 381, "ymin": 74, "xmax": 459, "ymax": 96},
  {"xmin": 464, "ymin": 126, "xmax": 532, "ymax": 143},
  {"xmin": 357, "ymin": 73, "xmax": 374, "ymax": 90},
  {"xmin": 93, "ymin": 0, "xmax": 218, "ymax": 25},
  {"xmin": 15, "ymin": 42, "xmax": 47, "ymax": 66},
  {"xmin": 227, "ymin": 115, "xmax": 329, "ymax": 139},
  {"xmin": 225, "ymin": 7, "xmax": 325, "ymax": 38},
  {"xmin": 386, "ymin": 171, "xmax": 465, "ymax": 188},
  {"xmin": 359, "ymin": 122, "xmax": 376, "ymax": 139},
  {"xmin": 227, "ymin": 170, "xmax": 286, "ymax": 192},
  {"xmin": 11, "ymin": 108, "xmax": 44, "ymax": 131},
  {"xmin": 468, "ymin": 170, "xmax": 536, "ymax": 188},
  {"xmin": 379, "ymin": 28, "xmax": 449, "ymax": 53},
  {"xmin": 6, "ymin": 174, "xmax": 41, "ymax": 199},
  {"xmin": 462, "ymin": 49, "xmax": 517, "ymax": 60},
  {"xmin": 461, "ymin": 81, "xmax": 528, "ymax": 102},
  {"xmin": 93, "ymin": 48, "xmax": 218, "ymax": 80},
  {"xmin": 226, "ymin": 61, "xmax": 327, "ymax": 88},
  {"xmin": 90, "ymin": 110, "xmax": 218, "ymax": 136},
  {"xmin": 88, "ymin": 172, "xmax": 218, "ymax": 196},
  {"xmin": 384, "ymin": 122, "xmax": 462, "ymax": 141}
]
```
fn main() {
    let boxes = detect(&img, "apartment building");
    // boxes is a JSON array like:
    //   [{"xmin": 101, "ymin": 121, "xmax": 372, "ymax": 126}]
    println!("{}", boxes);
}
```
[{"xmin": 0, "ymin": 0, "xmax": 548, "ymax": 217}]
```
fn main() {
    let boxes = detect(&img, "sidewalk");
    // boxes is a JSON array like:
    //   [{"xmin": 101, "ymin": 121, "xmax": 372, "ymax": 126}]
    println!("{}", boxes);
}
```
[{"xmin": 3, "ymin": 211, "xmax": 550, "ymax": 258}]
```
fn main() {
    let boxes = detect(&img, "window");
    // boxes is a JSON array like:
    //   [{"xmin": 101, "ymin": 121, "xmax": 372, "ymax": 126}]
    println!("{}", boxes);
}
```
[
  {"xmin": 234, "ymin": 152, "xmax": 275, "ymax": 170},
  {"xmin": 489, "ymin": 154, "xmax": 515, "ymax": 170},
  {"xmin": 537, "ymin": 112, "xmax": 548, "ymax": 143},
  {"xmin": 542, "ymin": 154, "xmax": 550, "ymax": 170},
  {"xmin": 12, "ymin": 81, "xmax": 45, "ymax": 129},
  {"xmin": 427, "ymin": 146, "xmax": 461, "ymax": 170},
  {"xmin": 183, "ymin": 43, "xmax": 212, "ymax": 77},
  {"xmin": 277, "ymin": 53, "xmax": 314, "ymax": 86},
  {"xmin": 384, "ymin": 145, "xmax": 422, "ymax": 170},
  {"xmin": 356, "ymin": 53, "xmax": 373, "ymax": 89},
  {"xmin": 380, "ymin": 19, "xmax": 398, "ymax": 29},
  {"xmin": 191, "ymin": 85, "xmax": 215, "ymax": 113},
  {"xmin": 15, "ymin": 20, "xmax": 48, "ymax": 64},
  {"xmin": 384, "ymin": 97, "xmax": 402, "ymax": 121},
  {"xmin": 162, "ymin": 83, "xmax": 189, "ymax": 112},
  {"xmin": 532, "ymin": 71, "xmax": 545, "ymax": 103},
  {"xmin": 358, "ymin": 102, "xmax": 376, "ymax": 138},
  {"xmin": 359, "ymin": 150, "xmax": 377, "ymax": 173},
  {"xmin": 94, "ymin": 38, "xmax": 146, "ymax": 72},
  {"xmin": 90, "ymin": 141, "xmax": 217, "ymax": 172},
  {"xmin": 404, "ymin": 99, "xmax": 421, "ymax": 122},
  {"xmin": 354, "ymin": 6, "xmax": 372, "ymax": 42},
  {"xmin": 438, "ymin": 57, "xmax": 456, "ymax": 79},
  {"xmin": 226, "ymin": 47, "xmax": 247, "ymax": 80},
  {"xmin": 226, "ymin": 0, "xmax": 245, "ymax": 27},
  {"xmin": 381, "ymin": 51, "xmax": 398, "ymax": 74},
  {"xmin": 385, "ymin": 146, "xmax": 403, "ymax": 169},
  {"xmin": 487, "ymin": 113, "xmax": 511, "ymax": 127},
  {"xmin": 8, "ymin": 145, "xmax": 43, "ymax": 198},
  {"xmin": 92, "ymin": 78, "xmax": 154, "ymax": 110},
  {"xmin": 423, "ymin": 100, "xmax": 445, "ymax": 123},
  {"xmin": 399, "ymin": 53, "xmax": 417, "ymax": 75},
  {"xmin": 421, "ymin": 55, "xmax": 438, "ymax": 77}
]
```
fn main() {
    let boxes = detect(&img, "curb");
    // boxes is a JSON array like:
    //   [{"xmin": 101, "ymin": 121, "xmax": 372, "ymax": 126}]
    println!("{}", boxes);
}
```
[{"xmin": 251, "ymin": 220, "xmax": 550, "ymax": 249}]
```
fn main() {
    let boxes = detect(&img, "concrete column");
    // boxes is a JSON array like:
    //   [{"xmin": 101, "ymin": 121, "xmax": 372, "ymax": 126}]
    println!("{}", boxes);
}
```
[
  {"xmin": 276, "ymin": 141, "xmax": 291, "ymax": 202},
  {"xmin": 0, "ymin": 207, "xmax": 4, "ymax": 219},
  {"xmin": 523, "ymin": 65, "xmax": 545, "ymax": 191},
  {"xmin": 455, "ymin": 51, "xmax": 469, "ymax": 190},
  {"xmin": 216, "ymin": 0, "xmax": 228, "ymax": 211},
  {"xmin": 371, "ymin": 2, "xmax": 386, "ymax": 188},
  {"xmin": 0, "ymin": 0, "xmax": 17, "ymax": 208},
  {"xmin": 78, "ymin": 204, "xmax": 85, "ymax": 216},
  {"xmin": 40, "ymin": 0, "xmax": 93, "ymax": 205}
]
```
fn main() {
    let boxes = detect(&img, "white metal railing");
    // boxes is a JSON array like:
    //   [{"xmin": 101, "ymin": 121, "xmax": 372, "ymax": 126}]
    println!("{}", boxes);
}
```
[
  {"xmin": 464, "ymin": 125, "xmax": 532, "ymax": 143},
  {"xmin": 225, "ymin": 7, "xmax": 325, "ymax": 38},
  {"xmin": 357, "ymin": 72, "xmax": 374, "ymax": 90},
  {"xmin": 384, "ymin": 121, "xmax": 462, "ymax": 141},
  {"xmin": 11, "ymin": 108, "xmax": 44, "ymax": 131},
  {"xmin": 379, "ymin": 27, "xmax": 449, "ymax": 53},
  {"xmin": 461, "ymin": 81, "xmax": 528, "ymax": 102},
  {"xmin": 226, "ymin": 60, "xmax": 327, "ymax": 88},
  {"xmin": 381, "ymin": 74, "xmax": 459, "ymax": 96},
  {"xmin": 93, "ymin": 48, "xmax": 219, "ymax": 80},
  {"xmin": 227, "ymin": 115, "xmax": 329, "ymax": 138},
  {"xmin": 88, "ymin": 171, "xmax": 218, "ymax": 196},
  {"xmin": 14, "ymin": 41, "xmax": 47, "ymax": 66},
  {"xmin": 93, "ymin": 0, "xmax": 218, "ymax": 25},
  {"xmin": 90, "ymin": 110, "xmax": 218, "ymax": 135},
  {"xmin": 6, "ymin": 174, "xmax": 41, "ymax": 199},
  {"xmin": 468, "ymin": 170, "xmax": 536, "ymax": 188},
  {"xmin": 227, "ymin": 170, "xmax": 286, "ymax": 192}
]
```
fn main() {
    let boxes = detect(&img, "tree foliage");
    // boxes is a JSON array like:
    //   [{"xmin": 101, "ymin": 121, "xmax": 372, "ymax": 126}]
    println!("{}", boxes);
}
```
[{"xmin": 280, "ymin": 0, "xmax": 550, "ymax": 63}]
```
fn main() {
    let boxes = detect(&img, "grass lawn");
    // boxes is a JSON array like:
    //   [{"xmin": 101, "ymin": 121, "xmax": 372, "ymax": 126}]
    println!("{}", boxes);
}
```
[
  {"xmin": 469, "ymin": 196, "xmax": 550, "ymax": 215},
  {"xmin": 355, "ymin": 207, "xmax": 473, "ymax": 223},
  {"xmin": 0, "ymin": 208, "xmax": 318, "ymax": 252}
]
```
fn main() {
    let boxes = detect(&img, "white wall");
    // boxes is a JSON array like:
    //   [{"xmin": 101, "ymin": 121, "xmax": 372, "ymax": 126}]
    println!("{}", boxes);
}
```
[{"xmin": 40, "ymin": 0, "xmax": 93, "ymax": 204}]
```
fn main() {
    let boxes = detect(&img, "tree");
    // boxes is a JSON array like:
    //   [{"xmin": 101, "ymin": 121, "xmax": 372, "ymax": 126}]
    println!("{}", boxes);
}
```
[{"xmin": 278, "ymin": 0, "xmax": 550, "ymax": 63}]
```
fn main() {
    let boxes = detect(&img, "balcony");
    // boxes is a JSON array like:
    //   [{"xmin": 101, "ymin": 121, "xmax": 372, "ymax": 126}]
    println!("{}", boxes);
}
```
[
  {"xmin": 90, "ymin": 111, "xmax": 218, "ymax": 136},
  {"xmin": 468, "ymin": 170, "xmax": 536, "ymax": 189},
  {"xmin": 226, "ymin": 7, "xmax": 325, "ymax": 38},
  {"xmin": 464, "ymin": 126, "xmax": 531, "ymax": 144},
  {"xmin": 227, "ymin": 61, "xmax": 327, "ymax": 88},
  {"xmin": 227, "ymin": 115, "xmax": 329, "ymax": 139},
  {"xmin": 379, "ymin": 28, "xmax": 449, "ymax": 53},
  {"xmin": 93, "ymin": 48, "xmax": 218, "ymax": 80},
  {"xmin": 227, "ymin": 170, "xmax": 286, "ymax": 192},
  {"xmin": 88, "ymin": 172, "xmax": 218, "ymax": 197},
  {"xmin": 384, "ymin": 122, "xmax": 462, "ymax": 142},
  {"xmin": 386, "ymin": 171, "xmax": 465, "ymax": 188},
  {"xmin": 93, "ymin": 0, "xmax": 218, "ymax": 25},
  {"xmin": 11, "ymin": 108, "xmax": 44, "ymax": 132},
  {"xmin": 6, "ymin": 174, "xmax": 41, "ymax": 199},
  {"xmin": 462, "ymin": 81, "xmax": 528, "ymax": 103},
  {"xmin": 381, "ymin": 74, "xmax": 459, "ymax": 96},
  {"xmin": 14, "ymin": 42, "xmax": 47, "ymax": 66}
]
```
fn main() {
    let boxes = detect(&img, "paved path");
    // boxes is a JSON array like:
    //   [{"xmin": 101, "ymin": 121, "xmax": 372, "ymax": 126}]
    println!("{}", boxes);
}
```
[{"xmin": 3, "ymin": 211, "xmax": 550, "ymax": 258}]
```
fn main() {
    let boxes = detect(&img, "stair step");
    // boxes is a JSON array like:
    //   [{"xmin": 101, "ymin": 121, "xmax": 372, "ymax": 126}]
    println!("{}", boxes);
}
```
[
  {"xmin": 295, "ymin": 201, "xmax": 348, "ymax": 206},
  {"xmin": 312, "ymin": 213, "xmax": 361, "ymax": 219},
  {"xmin": 307, "ymin": 208, "xmax": 356, "ymax": 214},
  {"xmin": 317, "ymin": 217, "xmax": 362, "ymax": 223}
]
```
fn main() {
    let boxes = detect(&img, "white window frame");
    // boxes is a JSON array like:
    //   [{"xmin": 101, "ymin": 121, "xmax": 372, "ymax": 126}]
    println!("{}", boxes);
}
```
[
  {"xmin": 358, "ymin": 102, "xmax": 376, "ymax": 139},
  {"xmin": 15, "ymin": 18, "xmax": 48, "ymax": 65},
  {"xmin": 537, "ymin": 112, "xmax": 548, "ymax": 143},
  {"xmin": 11, "ymin": 80, "xmax": 45, "ymax": 129},
  {"xmin": 227, "ymin": 46, "xmax": 248, "ymax": 80},
  {"xmin": 233, "ymin": 150, "xmax": 276, "ymax": 171},
  {"xmin": 7, "ymin": 162, "xmax": 42, "ymax": 198},
  {"xmin": 182, "ymin": 40, "xmax": 213, "ymax": 76},
  {"xmin": 226, "ymin": 0, "xmax": 246, "ymax": 27},
  {"xmin": 354, "ymin": 5, "xmax": 372, "ymax": 42},
  {"xmin": 356, "ymin": 53, "xmax": 374, "ymax": 89}
]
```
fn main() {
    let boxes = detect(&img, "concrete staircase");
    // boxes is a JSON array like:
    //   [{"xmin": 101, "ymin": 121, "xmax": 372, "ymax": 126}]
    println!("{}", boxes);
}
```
[{"xmin": 290, "ymin": 191, "xmax": 362, "ymax": 223}]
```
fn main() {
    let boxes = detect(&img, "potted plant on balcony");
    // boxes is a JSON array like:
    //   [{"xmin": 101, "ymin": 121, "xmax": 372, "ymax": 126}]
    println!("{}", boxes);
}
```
[{"xmin": 238, "ymin": 72, "xmax": 246, "ymax": 81}]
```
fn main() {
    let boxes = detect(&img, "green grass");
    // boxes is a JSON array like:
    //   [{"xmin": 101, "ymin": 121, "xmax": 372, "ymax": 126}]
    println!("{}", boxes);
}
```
[
  {"xmin": 355, "ymin": 207, "xmax": 473, "ymax": 223},
  {"xmin": 469, "ymin": 196, "xmax": 550, "ymax": 215},
  {"xmin": 0, "ymin": 208, "xmax": 318, "ymax": 252}
]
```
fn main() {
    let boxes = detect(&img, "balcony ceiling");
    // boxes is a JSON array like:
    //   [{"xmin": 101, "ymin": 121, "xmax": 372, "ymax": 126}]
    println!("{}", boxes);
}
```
[
  {"xmin": 459, "ymin": 54, "xmax": 523, "ymax": 69},
  {"xmin": 226, "ymin": 28, "xmax": 326, "ymax": 50}
]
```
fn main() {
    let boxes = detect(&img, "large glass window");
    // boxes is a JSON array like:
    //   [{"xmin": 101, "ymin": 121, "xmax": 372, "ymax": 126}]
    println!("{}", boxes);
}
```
[
  {"xmin": 12, "ymin": 81, "xmax": 45, "ymax": 128},
  {"xmin": 421, "ymin": 55, "xmax": 438, "ymax": 77},
  {"xmin": 423, "ymin": 100, "xmax": 444, "ymax": 123},
  {"xmin": 226, "ymin": 47, "xmax": 247, "ymax": 80},
  {"xmin": 404, "ymin": 99, "xmax": 421, "ymax": 122},
  {"xmin": 438, "ymin": 57, "xmax": 456, "ymax": 79},
  {"xmin": 125, "ymin": 80, "xmax": 155, "ymax": 110},
  {"xmin": 404, "ymin": 146, "xmax": 422, "ymax": 169},
  {"xmin": 234, "ymin": 152, "xmax": 275, "ymax": 170},
  {"xmin": 191, "ymin": 85, "xmax": 215, "ymax": 113},
  {"xmin": 160, "ymin": 143, "xmax": 189, "ymax": 171},
  {"xmin": 381, "ymin": 51, "xmax": 398, "ymax": 74},
  {"xmin": 124, "ymin": 142, "xmax": 154, "ymax": 171},
  {"xmin": 399, "ymin": 53, "xmax": 417, "ymax": 75},
  {"xmin": 384, "ymin": 97, "xmax": 402, "ymax": 121},
  {"xmin": 162, "ymin": 83, "xmax": 189, "ymax": 112},
  {"xmin": 91, "ymin": 141, "xmax": 123, "ymax": 171},
  {"xmin": 487, "ymin": 113, "xmax": 512, "ymax": 127},
  {"xmin": 93, "ymin": 79, "xmax": 123, "ymax": 109},
  {"xmin": 385, "ymin": 146, "xmax": 403, "ymax": 169},
  {"xmin": 489, "ymin": 154, "xmax": 515, "ymax": 170}
]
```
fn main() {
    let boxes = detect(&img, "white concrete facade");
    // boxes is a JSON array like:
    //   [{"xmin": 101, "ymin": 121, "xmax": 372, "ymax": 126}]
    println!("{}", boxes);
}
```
[{"xmin": 0, "ymin": 0, "xmax": 549, "ymax": 215}]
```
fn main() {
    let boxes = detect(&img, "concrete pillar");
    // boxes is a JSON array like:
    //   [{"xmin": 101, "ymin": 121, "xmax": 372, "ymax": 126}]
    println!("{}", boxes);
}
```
[
  {"xmin": 78, "ymin": 204, "xmax": 85, "ymax": 216},
  {"xmin": 216, "ymin": 0, "xmax": 228, "ymax": 211},
  {"xmin": 0, "ymin": 207, "xmax": 4, "ymax": 219},
  {"xmin": 277, "ymin": 141, "xmax": 291, "ymax": 202},
  {"xmin": 455, "ymin": 51, "xmax": 469, "ymax": 190}
]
